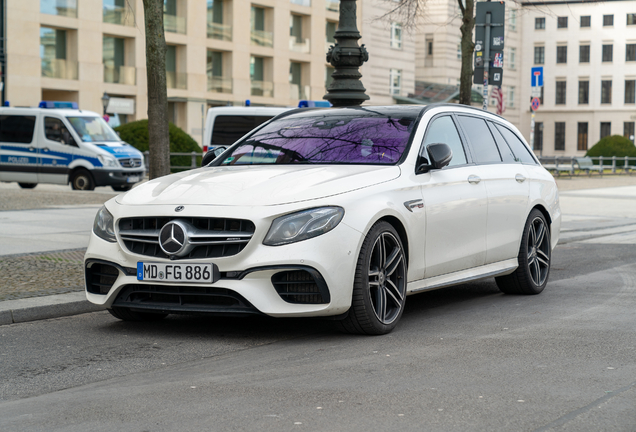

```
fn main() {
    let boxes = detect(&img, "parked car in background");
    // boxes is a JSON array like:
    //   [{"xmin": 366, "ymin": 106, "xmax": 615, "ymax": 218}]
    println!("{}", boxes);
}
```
[
  {"xmin": 85, "ymin": 104, "xmax": 561, "ymax": 334},
  {"xmin": 0, "ymin": 101, "xmax": 145, "ymax": 191}
]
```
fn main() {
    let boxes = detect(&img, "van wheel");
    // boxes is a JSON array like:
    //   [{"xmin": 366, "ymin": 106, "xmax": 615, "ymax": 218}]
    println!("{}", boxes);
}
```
[
  {"xmin": 18, "ymin": 183, "xmax": 37, "ymax": 189},
  {"xmin": 112, "ymin": 185, "xmax": 132, "ymax": 192},
  {"xmin": 71, "ymin": 169, "xmax": 95, "ymax": 191}
]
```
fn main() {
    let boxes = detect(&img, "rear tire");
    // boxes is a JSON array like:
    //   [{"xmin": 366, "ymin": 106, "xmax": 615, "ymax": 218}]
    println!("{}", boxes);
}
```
[
  {"xmin": 70, "ymin": 169, "xmax": 95, "ymax": 191},
  {"xmin": 108, "ymin": 307, "xmax": 168, "ymax": 322},
  {"xmin": 339, "ymin": 221, "xmax": 407, "ymax": 335},
  {"xmin": 496, "ymin": 209, "xmax": 551, "ymax": 295},
  {"xmin": 18, "ymin": 183, "xmax": 37, "ymax": 189}
]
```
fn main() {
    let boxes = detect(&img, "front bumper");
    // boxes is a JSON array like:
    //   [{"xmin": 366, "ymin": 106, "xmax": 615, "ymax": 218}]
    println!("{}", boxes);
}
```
[{"xmin": 92, "ymin": 169, "xmax": 145, "ymax": 187}]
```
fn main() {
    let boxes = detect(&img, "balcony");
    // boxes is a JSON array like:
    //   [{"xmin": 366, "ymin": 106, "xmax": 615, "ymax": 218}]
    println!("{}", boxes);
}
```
[
  {"xmin": 326, "ymin": 0, "xmax": 339, "ymax": 12},
  {"xmin": 103, "ymin": 5, "xmax": 134, "ymax": 26},
  {"xmin": 104, "ymin": 65, "xmax": 136, "ymax": 85},
  {"xmin": 41, "ymin": 0, "xmax": 77, "ymax": 18},
  {"xmin": 208, "ymin": 23, "xmax": 232, "ymax": 41},
  {"xmin": 208, "ymin": 76, "xmax": 232, "ymax": 93},
  {"xmin": 290, "ymin": 84, "xmax": 310, "ymax": 100},
  {"xmin": 41, "ymin": 59, "xmax": 78, "ymax": 80},
  {"xmin": 290, "ymin": 0, "xmax": 311, "ymax": 6},
  {"xmin": 251, "ymin": 30, "xmax": 273, "ymax": 48},
  {"xmin": 290, "ymin": 37, "xmax": 310, "ymax": 54},
  {"xmin": 167, "ymin": 71, "xmax": 187, "ymax": 89},
  {"xmin": 251, "ymin": 80, "xmax": 273, "ymax": 97},
  {"xmin": 164, "ymin": 14, "xmax": 186, "ymax": 34}
]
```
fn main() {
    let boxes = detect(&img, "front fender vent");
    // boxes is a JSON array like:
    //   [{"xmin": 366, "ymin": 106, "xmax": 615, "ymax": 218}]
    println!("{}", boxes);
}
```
[{"xmin": 272, "ymin": 269, "xmax": 330, "ymax": 304}]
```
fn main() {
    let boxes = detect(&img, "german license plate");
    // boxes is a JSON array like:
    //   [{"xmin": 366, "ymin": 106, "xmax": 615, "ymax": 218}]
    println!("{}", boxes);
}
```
[
  {"xmin": 137, "ymin": 262, "xmax": 214, "ymax": 284},
  {"xmin": 127, "ymin": 176, "xmax": 141, "ymax": 183}
]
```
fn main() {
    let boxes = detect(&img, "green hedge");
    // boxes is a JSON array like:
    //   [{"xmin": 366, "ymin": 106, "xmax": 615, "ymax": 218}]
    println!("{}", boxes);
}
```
[
  {"xmin": 586, "ymin": 135, "xmax": 636, "ymax": 166},
  {"xmin": 114, "ymin": 120, "xmax": 202, "ymax": 171}
]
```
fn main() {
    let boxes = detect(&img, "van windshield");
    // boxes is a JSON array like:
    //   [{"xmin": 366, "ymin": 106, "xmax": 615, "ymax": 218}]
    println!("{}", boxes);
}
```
[{"xmin": 67, "ymin": 116, "xmax": 120, "ymax": 142}]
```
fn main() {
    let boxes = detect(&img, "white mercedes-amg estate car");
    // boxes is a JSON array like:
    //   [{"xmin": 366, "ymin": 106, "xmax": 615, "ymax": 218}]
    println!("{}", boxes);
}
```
[{"xmin": 85, "ymin": 104, "xmax": 561, "ymax": 335}]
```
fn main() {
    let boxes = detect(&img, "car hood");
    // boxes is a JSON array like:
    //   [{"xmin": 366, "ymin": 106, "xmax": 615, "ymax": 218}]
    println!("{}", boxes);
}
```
[
  {"xmin": 116, "ymin": 165, "xmax": 401, "ymax": 206},
  {"xmin": 92, "ymin": 142, "xmax": 143, "ymax": 159}
]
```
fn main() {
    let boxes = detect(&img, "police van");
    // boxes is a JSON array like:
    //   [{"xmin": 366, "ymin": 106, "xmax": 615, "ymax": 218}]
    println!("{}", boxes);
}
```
[{"xmin": 0, "ymin": 101, "xmax": 145, "ymax": 191}]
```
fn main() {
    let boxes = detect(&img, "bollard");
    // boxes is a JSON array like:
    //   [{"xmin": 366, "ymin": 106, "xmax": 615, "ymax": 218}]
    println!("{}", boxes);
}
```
[
  {"xmin": 570, "ymin": 158, "xmax": 575, "ymax": 176},
  {"xmin": 599, "ymin": 156, "xmax": 603, "ymax": 175},
  {"xmin": 612, "ymin": 156, "xmax": 616, "ymax": 173},
  {"xmin": 191, "ymin": 151, "xmax": 197, "ymax": 168}
]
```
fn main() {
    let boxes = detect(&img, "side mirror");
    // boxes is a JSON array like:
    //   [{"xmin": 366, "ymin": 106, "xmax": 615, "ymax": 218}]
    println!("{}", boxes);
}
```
[
  {"xmin": 201, "ymin": 146, "xmax": 227, "ymax": 166},
  {"xmin": 416, "ymin": 143, "xmax": 453, "ymax": 174}
]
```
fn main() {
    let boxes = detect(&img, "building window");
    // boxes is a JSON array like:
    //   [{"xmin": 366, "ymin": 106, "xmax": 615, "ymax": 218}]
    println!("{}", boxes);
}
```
[
  {"xmin": 555, "ymin": 81, "xmax": 566, "ymax": 105},
  {"xmin": 41, "ymin": 0, "xmax": 77, "ymax": 18},
  {"xmin": 104, "ymin": 0, "xmax": 133, "ymax": 26},
  {"xmin": 602, "ymin": 44, "xmax": 613, "ymax": 62},
  {"xmin": 390, "ymin": 22, "xmax": 403, "ymax": 49},
  {"xmin": 457, "ymin": 44, "xmax": 462, "ymax": 60},
  {"xmin": 624, "ymin": 122, "xmax": 635, "ymax": 140},
  {"xmin": 326, "ymin": 21, "xmax": 336, "ymax": 44},
  {"xmin": 427, "ymin": 40, "xmax": 433, "ymax": 56},
  {"xmin": 628, "ymin": 14, "xmax": 636, "ymax": 25},
  {"xmin": 557, "ymin": 17, "xmax": 568, "ymax": 28},
  {"xmin": 40, "ymin": 27, "xmax": 77, "ymax": 80},
  {"xmin": 580, "ymin": 16, "xmax": 591, "ymax": 27},
  {"xmin": 207, "ymin": 0, "xmax": 231, "ymax": 41},
  {"xmin": 627, "ymin": 44, "xmax": 636, "ymax": 61},
  {"xmin": 578, "ymin": 80, "xmax": 589, "ymax": 104},
  {"xmin": 556, "ymin": 46, "xmax": 567, "ymax": 64},
  {"xmin": 579, "ymin": 44, "xmax": 590, "ymax": 63},
  {"xmin": 251, "ymin": 6, "xmax": 273, "ymax": 47},
  {"xmin": 103, "ymin": 36, "xmax": 135, "ymax": 85},
  {"xmin": 555, "ymin": 122, "xmax": 566, "ymax": 151},
  {"xmin": 509, "ymin": 10, "xmax": 517, "ymax": 31},
  {"xmin": 534, "ymin": 122, "xmax": 543, "ymax": 151},
  {"xmin": 508, "ymin": 86, "xmax": 515, "ymax": 108},
  {"xmin": 626, "ymin": 80, "xmax": 636, "ymax": 104},
  {"xmin": 535, "ymin": 17, "xmax": 545, "ymax": 30},
  {"xmin": 600, "ymin": 122, "xmax": 611, "ymax": 139},
  {"xmin": 509, "ymin": 47, "xmax": 516, "ymax": 69},
  {"xmin": 425, "ymin": 37, "xmax": 433, "ymax": 67},
  {"xmin": 534, "ymin": 46, "xmax": 544, "ymax": 64},
  {"xmin": 390, "ymin": 69, "xmax": 402, "ymax": 95},
  {"xmin": 577, "ymin": 123, "xmax": 588, "ymax": 151},
  {"xmin": 601, "ymin": 80, "xmax": 612, "ymax": 104},
  {"xmin": 325, "ymin": 65, "xmax": 334, "ymax": 90},
  {"xmin": 603, "ymin": 14, "xmax": 614, "ymax": 26}
]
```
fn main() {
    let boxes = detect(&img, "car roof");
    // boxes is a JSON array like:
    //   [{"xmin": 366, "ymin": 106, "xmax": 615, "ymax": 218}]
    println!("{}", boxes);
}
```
[{"xmin": 0, "ymin": 107, "xmax": 100, "ymax": 117}]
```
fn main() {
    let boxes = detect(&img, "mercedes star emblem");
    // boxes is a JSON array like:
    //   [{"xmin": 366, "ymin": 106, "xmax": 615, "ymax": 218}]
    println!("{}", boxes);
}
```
[{"xmin": 159, "ymin": 221, "xmax": 187, "ymax": 256}]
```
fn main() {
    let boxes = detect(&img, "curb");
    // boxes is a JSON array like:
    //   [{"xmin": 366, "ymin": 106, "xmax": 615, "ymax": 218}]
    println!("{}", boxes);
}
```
[{"xmin": 0, "ymin": 292, "xmax": 104, "ymax": 326}]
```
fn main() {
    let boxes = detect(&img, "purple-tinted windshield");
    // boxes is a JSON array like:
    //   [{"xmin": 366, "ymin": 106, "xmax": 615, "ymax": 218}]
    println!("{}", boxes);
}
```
[{"xmin": 218, "ymin": 113, "xmax": 415, "ymax": 165}]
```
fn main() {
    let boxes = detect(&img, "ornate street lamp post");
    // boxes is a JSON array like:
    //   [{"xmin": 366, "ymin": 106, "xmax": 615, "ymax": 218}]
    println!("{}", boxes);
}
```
[
  {"xmin": 101, "ymin": 92, "xmax": 110, "ymax": 116},
  {"xmin": 323, "ymin": 0, "xmax": 369, "ymax": 107}
]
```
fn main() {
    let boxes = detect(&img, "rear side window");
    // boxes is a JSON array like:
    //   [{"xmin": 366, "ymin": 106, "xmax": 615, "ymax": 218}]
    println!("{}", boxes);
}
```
[
  {"xmin": 211, "ymin": 115, "xmax": 274, "ymax": 146},
  {"xmin": 457, "ymin": 115, "xmax": 502, "ymax": 164},
  {"xmin": 494, "ymin": 124, "xmax": 537, "ymax": 164},
  {"xmin": 487, "ymin": 122, "xmax": 516, "ymax": 163},
  {"xmin": 421, "ymin": 115, "xmax": 467, "ymax": 166},
  {"xmin": 0, "ymin": 115, "xmax": 36, "ymax": 144}
]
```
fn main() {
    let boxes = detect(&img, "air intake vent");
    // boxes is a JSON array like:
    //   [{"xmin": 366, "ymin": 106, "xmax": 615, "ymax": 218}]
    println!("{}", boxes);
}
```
[
  {"xmin": 272, "ymin": 269, "xmax": 330, "ymax": 304},
  {"xmin": 86, "ymin": 262, "xmax": 119, "ymax": 295}
]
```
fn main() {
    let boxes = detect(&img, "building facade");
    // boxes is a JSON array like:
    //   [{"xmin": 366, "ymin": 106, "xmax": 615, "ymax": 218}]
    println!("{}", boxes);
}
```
[{"xmin": 5, "ymin": 0, "xmax": 415, "ymax": 147}]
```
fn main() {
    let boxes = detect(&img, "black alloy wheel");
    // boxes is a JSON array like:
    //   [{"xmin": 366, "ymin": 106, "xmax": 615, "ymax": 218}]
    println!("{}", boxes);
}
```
[
  {"xmin": 496, "ymin": 209, "xmax": 551, "ymax": 295},
  {"xmin": 340, "ymin": 221, "xmax": 407, "ymax": 335}
]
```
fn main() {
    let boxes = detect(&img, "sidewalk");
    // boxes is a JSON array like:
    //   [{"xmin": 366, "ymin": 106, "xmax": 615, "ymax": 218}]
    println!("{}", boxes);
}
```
[{"xmin": 1, "ymin": 176, "xmax": 636, "ymax": 325}]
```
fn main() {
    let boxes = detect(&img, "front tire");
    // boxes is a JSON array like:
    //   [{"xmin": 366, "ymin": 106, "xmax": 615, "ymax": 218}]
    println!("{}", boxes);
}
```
[
  {"xmin": 339, "ymin": 221, "xmax": 407, "ymax": 335},
  {"xmin": 70, "ymin": 169, "xmax": 95, "ymax": 191},
  {"xmin": 496, "ymin": 209, "xmax": 551, "ymax": 295},
  {"xmin": 108, "ymin": 307, "xmax": 168, "ymax": 322}
]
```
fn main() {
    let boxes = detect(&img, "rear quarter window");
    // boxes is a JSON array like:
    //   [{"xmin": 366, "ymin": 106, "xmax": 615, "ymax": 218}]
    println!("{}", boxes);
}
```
[
  {"xmin": 0, "ymin": 115, "xmax": 36, "ymax": 144},
  {"xmin": 211, "ymin": 115, "xmax": 274, "ymax": 147},
  {"xmin": 494, "ymin": 124, "xmax": 537, "ymax": 164}
]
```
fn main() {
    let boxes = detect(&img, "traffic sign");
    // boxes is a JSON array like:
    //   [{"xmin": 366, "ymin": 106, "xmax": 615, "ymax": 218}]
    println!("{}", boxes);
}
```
[
  {"xmin": 531, "ymin": 87, "xmax": 542, "ymax": 98},
  {"xmin": 531, "ymin": 67, "xmax": 543, "ymax": 87},
  {"xmin": 531, "ymin": 97, "xmax": 540, "ymax": 111}
]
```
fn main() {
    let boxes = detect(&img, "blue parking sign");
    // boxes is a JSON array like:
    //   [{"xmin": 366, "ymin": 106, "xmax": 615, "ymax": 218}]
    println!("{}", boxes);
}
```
[{"xmin": 531, "ymin": 67, "xmax": 544, "ymax": 87}]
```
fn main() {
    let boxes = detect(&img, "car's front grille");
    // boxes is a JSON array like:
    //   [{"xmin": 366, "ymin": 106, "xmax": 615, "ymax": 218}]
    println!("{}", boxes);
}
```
[
  {"xmin": 112, "ymin": 284, "xmax": 260, "ymax": 315},
  {"xmin": 85, "ymin": 262, "xmax": 120, "ymax": 295},
  {"xmin": 272, "ymin": 270, "xmax": 330, "ymax": 304},
  {"xmin": 119, "ymin": 158, "xmax": 143, "ymax": 168},
  {"xmin": 118, "ymin": 217, "xmax": 255, "ymax": 259}
]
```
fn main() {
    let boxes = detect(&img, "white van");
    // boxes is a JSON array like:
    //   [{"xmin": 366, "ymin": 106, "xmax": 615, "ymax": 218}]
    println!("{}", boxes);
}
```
[
  {"xmin": 0, "ymin": 102, "xmax": 145, "ymax": 191},
  {"xmin": 202, "ymin": 106, "xmax": 292, "ymax": 152}
]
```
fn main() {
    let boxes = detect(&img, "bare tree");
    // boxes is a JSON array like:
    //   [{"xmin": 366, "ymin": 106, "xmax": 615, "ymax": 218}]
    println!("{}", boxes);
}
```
[
  {"xmin": 142, "ymin": 0, "xmax": 170, "ymax": 179},
  {"xmin": 380, "ymin": 0, "xmax": 475, "ymax": 106}
]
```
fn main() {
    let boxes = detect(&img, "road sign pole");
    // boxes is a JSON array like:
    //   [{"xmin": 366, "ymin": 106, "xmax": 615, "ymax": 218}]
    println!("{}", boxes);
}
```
[
  {"xmin": 482, "ymin": 12, "xmax": 491, "ymax": 111},
  {"xmin": 530, "ymin": 110, "xmax": 535, "ymax": 153}
]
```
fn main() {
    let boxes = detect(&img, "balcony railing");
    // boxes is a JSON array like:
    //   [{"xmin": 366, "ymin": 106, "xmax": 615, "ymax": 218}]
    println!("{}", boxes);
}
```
[
  {"xmin": 164, "ymin": 14, "xmax": 186, "ymax": 34},
  {"xmin": 290, "ymin": 37, "xmax": 310, "ymax": 54},
  {"xmin": 104, "ymin": 65, "xmax": 136, "ymax": 85},
  {"xmin": 208, "ymin": 76, "xmax": 232, "ymax": 93},
  {"xmin": 103, "ymin": 5, "xmax": 135, "ymax": 26},
  {"xmin": 41, "ymin": 59, "xmax": 78, "ymax": 80},
  {"xmin": 251, "ymin": 30, "xmax": 273, "ymax": 48},
  {"xmin": 207, "ymin": 22, "xmax": 232, "ymax": 41},
  {"xmin": 290, "ymin": 0, "xmax": 311, "ymax": 6},
  {"xmin": 326, "ymin": 0, "xmax": 339, "ymax": 12},
  {"xmin": 167, "ymin": 71, "xmax": 187, "ymax": 89},
  {"xmin": 41, "ymin": 0, "xmax": 77, "ymax": 18},
  {"xmin": 290, "ymin": 84, "xmax": 310, "ymax": 100},
  {"xmin": 251, "ymin": 80, "xmax": 273, "ymax": 97}
]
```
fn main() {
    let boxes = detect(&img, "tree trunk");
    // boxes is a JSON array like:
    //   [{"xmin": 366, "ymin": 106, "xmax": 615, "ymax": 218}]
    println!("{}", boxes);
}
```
[
  {"xmin": 458, "ymin": 0, "xmax": 475, "ymax": 106},
  {"xmin": 143, "ymin": 0, "xmax": 170, "ymax": 179}
]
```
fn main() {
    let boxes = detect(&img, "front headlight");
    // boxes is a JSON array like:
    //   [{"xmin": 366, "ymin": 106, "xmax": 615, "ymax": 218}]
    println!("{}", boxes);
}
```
[
  {"xmin": 93, "ymin": 206, "xmax": 116, "ymax": 242},
  {"xmin": 98, "ymin": 154, "xmax": 118, "ymax": 168},
  {"xmin": 264, "ymin": 207, "xmax": 345, "ymax": 246}
]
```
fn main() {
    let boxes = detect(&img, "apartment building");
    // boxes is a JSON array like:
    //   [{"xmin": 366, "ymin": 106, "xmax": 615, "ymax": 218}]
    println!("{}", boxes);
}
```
[
  {"xmin": 519, "ymin": 1, "xmax": 636, "ymax": 156},
  {"xmin": 4, "ymin": 0, "xmax": 414, "ymax": 146}
]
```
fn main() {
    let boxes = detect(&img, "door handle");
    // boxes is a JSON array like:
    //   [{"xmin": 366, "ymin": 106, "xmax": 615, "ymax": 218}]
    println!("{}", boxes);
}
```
[
  {"xmin": 28, "ymin": 147, "xmax": 35, "ymax": 151},
  {"xmin": 468, "ymin": 175, "xmax": 481, "ymax": 184},
  {"xmin": 515, "ymin": 174, "xmax": 526, "ymax": 183},
  {"xmin": 42, "ymin": 147, "xmax": 49, "ymax": 152}
]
